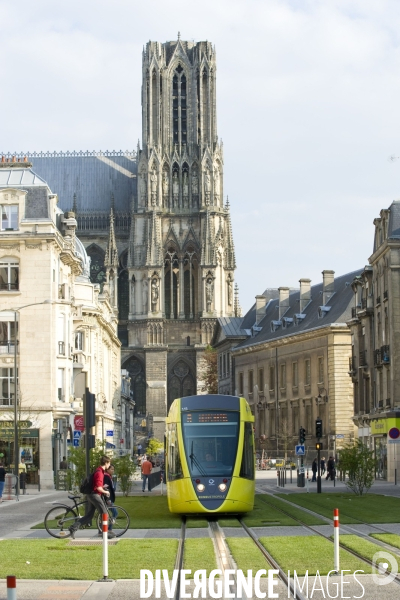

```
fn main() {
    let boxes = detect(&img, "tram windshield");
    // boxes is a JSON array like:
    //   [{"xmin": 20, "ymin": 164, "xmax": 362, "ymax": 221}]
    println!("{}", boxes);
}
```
[{"xmin": 181, "ymin": 411, "xmax": 239, "ymax": 477}]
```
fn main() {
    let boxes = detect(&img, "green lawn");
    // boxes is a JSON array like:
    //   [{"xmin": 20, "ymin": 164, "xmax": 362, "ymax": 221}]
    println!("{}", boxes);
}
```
[
  {"xmin": 226, "ymin": 538, "xmax": 269, "ymax": 574},
  {"xmin": 255, "ymin": 495, "xmax": 326, "ymax": 525},
  {"xmin": 0, "ymin": 539, "xmax": 177, "ymax": 579},
  {"xmin": 371, "ymin": 533, "xmax": 400, "ymax": 550},
  {"xmin": 183, "ymin": 538, "xmax": 217, "ymax": 575},
  {"xmin": 339, "ymin": 534, "xmax": 400, "ymax": 563},
  {"xmin": 259, "ymin": 536, "xmax": 370, "ymax": 576},
  {"xmin": 277, "ymin": 493, "xmax": 400, "ymax": 524}
]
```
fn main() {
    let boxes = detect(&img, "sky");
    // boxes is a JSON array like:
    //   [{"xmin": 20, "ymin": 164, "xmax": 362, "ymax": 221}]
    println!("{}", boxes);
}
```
[{"xmin": 2, "ymin": 0, "xmax": 400, "ymax": 312}]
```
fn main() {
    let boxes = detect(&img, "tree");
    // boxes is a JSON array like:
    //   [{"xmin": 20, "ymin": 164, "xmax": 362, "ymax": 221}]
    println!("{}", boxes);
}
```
[
  {"xmin": 339, "ymin": 440, "xmax": 376, "ymax": 496},
  {"xmin": 199, "ymin": 345, "xmax": 218, "ymax": 394},
  {"xmin": 112, "ymin": 454, "xmax": 137, "ymax": 496},
  {"xmin": 146, "ymin": 437, "xmax": 163, "ymax": 458}
]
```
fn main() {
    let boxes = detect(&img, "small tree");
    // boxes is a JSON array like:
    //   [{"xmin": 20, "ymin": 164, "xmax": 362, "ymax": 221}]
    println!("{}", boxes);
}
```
[
  {"xmin": 339, "ymin": 440, "xmax": 376, "ymax": 496},
  {"xmin": 112, "ymin": 454, "xmax": 137, "ymax": 496},
  {"xmin": 199, "ymin": 345, "xmax": 218, "ymax": 394},
  {"xmin": 146, "ymin": 437, "xmax": 163, "ymax": 458},
  {"xmin": 67, "ymin": 441, "xmax": 110, "ymax": 491}
]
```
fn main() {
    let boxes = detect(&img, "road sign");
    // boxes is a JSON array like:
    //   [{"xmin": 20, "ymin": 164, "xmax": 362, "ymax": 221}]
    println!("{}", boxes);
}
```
[
  {"xmin": 336, "ymin": 434, "xmax": 344, "ymax": 439},
  {"xmin": 389, "ymin": 427, "xmax": 400, "ymax": 440},
  {"xmin": 295, "ymin": 445, "xmax": 305, "ymax": 456},
  {"xmin": 73, "ymin": 431, "xmax": 82, "ymax": 439},
  {"xmin": 73, "ymin": 439, "xmax": 80, "ymax": 447},
  {"xmin": 106, "ymin": 430, "xmax": 114, "ymax": 437},
  {"xmin": 299, "ymin": 467, "xmax": 305, "ymax": 474},
  {"xmin": 74, "ymin": 415, "xmax": 85, "ymax": 431}
]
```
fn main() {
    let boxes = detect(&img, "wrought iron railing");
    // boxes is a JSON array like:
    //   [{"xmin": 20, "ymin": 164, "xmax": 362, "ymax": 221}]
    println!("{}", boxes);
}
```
[{"xmin": 0, "ymin": 341, "xmax": 18, "ymax": 354}]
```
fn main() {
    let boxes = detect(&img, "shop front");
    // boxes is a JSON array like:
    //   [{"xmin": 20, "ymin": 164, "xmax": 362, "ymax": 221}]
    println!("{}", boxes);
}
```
[
  {"xmin": 0, "ymin": 421, "xmax": 40, "ymax": 484},
  {"xmin": 370, "ymin": 413, "xmax": 400, "ymax": 483}
]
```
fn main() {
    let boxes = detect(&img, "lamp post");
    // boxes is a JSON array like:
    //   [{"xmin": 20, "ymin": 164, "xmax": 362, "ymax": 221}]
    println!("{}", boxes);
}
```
[{"xmin": 0, "ymin": 300, "xmax": 55, "ymax": 500}]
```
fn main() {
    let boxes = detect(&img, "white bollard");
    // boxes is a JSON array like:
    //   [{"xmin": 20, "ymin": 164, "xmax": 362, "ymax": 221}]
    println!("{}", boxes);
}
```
[
  {"xmin": 7, "ymin": 575, "xmax": 17, "ymax": 600},
  {"xmin": 102, "ymin": 513, "xmax": 109, "ymax": 579},
  {"xmin": 333, "ymin": 508, "xmax": 339, "ymax": 572}
]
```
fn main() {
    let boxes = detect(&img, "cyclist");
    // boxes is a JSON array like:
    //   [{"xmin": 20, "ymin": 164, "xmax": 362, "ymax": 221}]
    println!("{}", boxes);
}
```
[
  {"xmin": 69, "ymin": 455, "xmax": 116, "ymax": 539},
  {"xmin": 103, "ymin": 464, "xmax": 117, "ymax": 534}
]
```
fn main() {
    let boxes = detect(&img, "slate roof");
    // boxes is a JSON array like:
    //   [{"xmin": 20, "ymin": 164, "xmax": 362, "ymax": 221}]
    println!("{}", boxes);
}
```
[
  {"xmin": 240, "ymin": 288, "xmax": 281, "ymax": 330},
  {"xmin": 218, "ymin": 317, "xmax": 248, "ymax": 337},
  {"xmin": 235, "ymin": 269, "xmax": 362, "ymax": 351},
  {"xmin": 388, "ymin": 200, "xmax": 400, "ymax": 239},
  {"xmin": 1, "ymin": 153, "xmax": 137, "ymax": 214},
  {"xmin": 0, "ymin": 167, "xmax": 48, "ymax": 188}
]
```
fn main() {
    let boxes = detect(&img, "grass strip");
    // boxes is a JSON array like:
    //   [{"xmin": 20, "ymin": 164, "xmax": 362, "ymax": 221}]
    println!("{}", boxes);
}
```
[
  {"xmin": 259, "ymin": 536, "xmax": 371, "ymax": 575},
  {"xmin": 256, "ymin": 495, "xmax": 326, "ymax": 525},
  {"xmin": 241, "ymin": 495, "xmax": 300, "ymax": 528},
  {"xmin": 186, "ymin": 517, "xmax": 209, "ymax": 528},
  {"xmin": 370, "ymin": 533, "xmax": 400, "ymax": 550},
  {"xmin": 0, "ymin": 539, "xmax": 177, "ymax": 579},
  {"xmin": 276, "ymin": 493, "xmax": 400, "ymax": 524},
  {"xmin": 338, "ymin": 534, "xmax": 400, "ymax": 563},
  {"xmin": 183, "ymin": 538, "xmax": 217, "ymax": 575},
  {"xmin": 226, "ymin": 537, "xmax": 269, "ymax": 575}
]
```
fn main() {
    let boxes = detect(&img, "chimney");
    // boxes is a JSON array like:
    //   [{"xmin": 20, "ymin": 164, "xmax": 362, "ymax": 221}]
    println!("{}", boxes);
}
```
[
  {"xmin": 299, "ymin": 278, "xmax": 311, "ymax": 313},
  {"xmin": 255, "ymin": 295, "xmax": 267, "ymax": 325},
  {"xmin": 278, "ymin": 287, "xmax": 290, "ymax": 320},
  {"xmin": 322, "ymin": 270, "xmax": 335, "ymax": 306}
]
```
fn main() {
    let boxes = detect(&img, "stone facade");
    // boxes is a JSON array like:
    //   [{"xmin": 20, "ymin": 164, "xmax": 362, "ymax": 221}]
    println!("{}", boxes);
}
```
[{"xmin": 347, "ymin": 201, "xmax": 400, "ymax": 482}]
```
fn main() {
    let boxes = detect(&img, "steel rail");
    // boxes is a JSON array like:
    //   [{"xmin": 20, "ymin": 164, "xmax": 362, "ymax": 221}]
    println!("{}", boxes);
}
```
[{"xmin": 174, "ymin": 517, "xmax": 186, "ymax": 600}]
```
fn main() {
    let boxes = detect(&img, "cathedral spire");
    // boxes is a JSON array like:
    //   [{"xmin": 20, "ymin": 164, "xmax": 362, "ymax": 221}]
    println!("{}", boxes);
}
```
[
  {"xmin": 224, "ymin": 196, "xmax": 236, "ymax": 270},
  {"xmin": 234, "ymin": 283, "xmax": 242, "ymax": 317},
  {"xmin": 104, "ymin": 204, "xmax": 119, "ymax": 310}
]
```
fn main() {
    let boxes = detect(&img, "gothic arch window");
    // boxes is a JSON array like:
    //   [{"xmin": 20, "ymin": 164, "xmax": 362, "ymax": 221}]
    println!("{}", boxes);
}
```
[
  {"xmin": 183, "ymin": 247, "xmax": 198, "ymax": 318},
  {"xmin": 152, "ymin": 69, "xmax": 158, "ymax": 144},
  {"xmin": 86, "ymin": 245, "xmax": 106, "ymax": 291},
  {"xmin": 202, "ymin": 69, "xmax": 208, "ymax": 145},
  {"xmin": 182, "ymin": 162, "xmax": 189, "ymax": 207},
  {"xmin": 172, "ymin": 64, "xmax": 187, "ymax": 147},
  {"xmin": 123, "ymin": 356, "xmax": 146, "ymax": 415},
  {"xmin": 146, "ymin": 70, "xmax": 150, "ymax": 141},
  {"xmin": 164, "ymin": 246, "xmax": 179, "ymax": 319},
  {"xmin": 196, "ymin": 69, "xmax": 201, "ymax": 142},
  {"xmin": 172, "ymin": 163, "xmax": 179, "ymax": 208},
  {"xmin": 168, "ymin": 359, "xmax": 195, "ymax": 409}
]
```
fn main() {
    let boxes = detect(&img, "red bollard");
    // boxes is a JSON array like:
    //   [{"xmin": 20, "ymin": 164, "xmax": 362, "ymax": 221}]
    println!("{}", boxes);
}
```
[
  {"xmin": 333, "ymin": 508, "xmax": 339, "ymax": 573},
  {"xmin": 7, "ymin": 575, "xmax": 17, "ymax": 600}
]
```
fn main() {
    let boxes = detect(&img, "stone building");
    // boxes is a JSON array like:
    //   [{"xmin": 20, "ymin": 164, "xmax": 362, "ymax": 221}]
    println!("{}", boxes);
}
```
[
  {"xmin": 214, "ymin": 271, "xmax": 361, "ymax": 461},
  {"xmin": 347, "ymin": 201, "xmax": 400, "ymax": 481},
  {"xmin": 5, "ymin": 39, "xmax": 238, "ymax": 439},
  {"xmin": 0, "ymin": 157, "xmax": 122, "ymax": 487}
]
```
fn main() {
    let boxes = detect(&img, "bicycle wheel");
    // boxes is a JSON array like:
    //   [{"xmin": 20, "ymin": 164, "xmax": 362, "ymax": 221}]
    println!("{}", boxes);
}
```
[
  {"xmin": 44, "ymin": 505, "xmax": 78, "ymax": 539},
  {"xmin": 96, "ymin": 505, "xmax": 130, "ymax": 537}
]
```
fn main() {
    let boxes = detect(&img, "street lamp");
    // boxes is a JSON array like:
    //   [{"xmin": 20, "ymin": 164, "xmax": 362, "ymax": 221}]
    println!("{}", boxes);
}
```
[{"xmin": 0, "ymin": 299, "xmax": 54, "ymax": 499}]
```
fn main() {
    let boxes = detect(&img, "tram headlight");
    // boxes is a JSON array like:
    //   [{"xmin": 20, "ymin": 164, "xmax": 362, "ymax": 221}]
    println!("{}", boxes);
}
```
[
  {"xmin": 218, "ymin": 483, "xmax": 227, "ymax": 492},
  {"xmin": 197, "ymin": 483, "xmax": 205, "ymax": 492}
]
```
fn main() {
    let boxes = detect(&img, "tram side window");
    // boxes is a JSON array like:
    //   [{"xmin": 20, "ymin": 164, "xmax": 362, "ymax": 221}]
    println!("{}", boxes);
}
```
[
  {"xmin": 167, "ymin": 423, "xmax": 183, "ymax": 481},
  {"xmin": 240, "ymin": 422, "xmax": 255, "ymax": 480}
]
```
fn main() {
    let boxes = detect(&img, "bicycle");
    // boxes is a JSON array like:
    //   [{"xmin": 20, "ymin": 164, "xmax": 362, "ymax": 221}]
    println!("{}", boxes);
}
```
[{"xmin": 44, "ymin": 494, "xmax": 130, "ymax": 539}]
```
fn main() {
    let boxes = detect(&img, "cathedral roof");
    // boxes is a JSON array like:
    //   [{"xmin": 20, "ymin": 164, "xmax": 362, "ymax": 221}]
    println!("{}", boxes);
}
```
[{"xmin": 1, "ymin": 152, "xmax": 137, "ymax": 214}]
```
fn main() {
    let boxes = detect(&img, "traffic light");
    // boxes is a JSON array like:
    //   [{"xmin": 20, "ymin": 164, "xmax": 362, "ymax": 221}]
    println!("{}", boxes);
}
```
[
  {"xmin": 299, "ymin": 427, "xmax": 306, "ymax": 444},
  {"xmin": 316, "ymin": 442, "xmax": 323, "ymax": 451},
  {"xmin": 315, "ymin": 418, "xmax": 323, "ymax": 439}
]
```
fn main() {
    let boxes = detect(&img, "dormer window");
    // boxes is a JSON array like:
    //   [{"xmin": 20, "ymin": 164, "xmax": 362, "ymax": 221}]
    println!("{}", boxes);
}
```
[
  {"xmin": 318, "ymin": 306, "xmax": 331, "ymax": 318},
  {"xmin": 271, "ymin": 320, "xmax": 282, "ymax": 332},
  {"xmin": 1, "ymin": 205, "xmax": 18, "ymax": 231},
  {"xmin": 282, "ymin": 317, "xmax": 293, "ymax": 329},
  {"xmin": 293, "ymin": 313, "xmax": 306, "ymax": 326}
]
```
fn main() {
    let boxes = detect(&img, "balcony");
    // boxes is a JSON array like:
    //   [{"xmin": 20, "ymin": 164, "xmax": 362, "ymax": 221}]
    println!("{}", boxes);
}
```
[
  {"xmin": 0, "ymin": 396, "xmax": 14, "ymax": 406},
  {"xmin": 381, "ymin": 345, "xmax": 390, "ymax": 365},
  {"xmin": 0, "ymin": 340, "xmax": 18, "ymax": 355}
]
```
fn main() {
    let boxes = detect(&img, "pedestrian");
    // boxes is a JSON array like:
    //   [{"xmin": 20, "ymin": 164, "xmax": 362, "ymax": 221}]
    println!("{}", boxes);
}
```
[
  {"xmin": 137, "ymin": 444, "xmax": 142, "ymax": 456},
  {"xmin": 68, "ymin": 455, "xmax": 115, "ymax": 538},
  {"xmin": 19, "ymin": 458, "xmax": 27, "ymax": 493},
  {"xmin": 320, "ymin": 457, "xmax": 326, "ymax": 475},
  {"xmin": 59, "ymin": 456, "xmax": 68, "ymax": 470},
  {"xmin": 311, "ymin": 458, "xmax": 317, "ymax": 482},
  {"xmin": 0, "ymin": 462, "xmax": 6, "ymax": 502},
  {"xmin": 141, "ymin": 455, "xmax": 153, "ymax": 492},
  {"xmin": 326, "ymin": 456, "xmax": 335, "ymax": 480},
  {"xmin": 103, "ymin": 464, "xmax": 117, "ymax": 534}
]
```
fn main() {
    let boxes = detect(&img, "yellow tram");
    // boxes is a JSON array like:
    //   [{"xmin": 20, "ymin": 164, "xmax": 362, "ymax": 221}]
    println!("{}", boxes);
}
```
[{"xmin": 165, "ymin": 394, "xmax": 255, "ymax": 514}]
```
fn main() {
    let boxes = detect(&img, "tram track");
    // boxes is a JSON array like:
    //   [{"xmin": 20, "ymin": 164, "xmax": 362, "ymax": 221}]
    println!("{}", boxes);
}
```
[{"xmin": 255, "ymin": 491, "xmax": 400, "ymax": 586}]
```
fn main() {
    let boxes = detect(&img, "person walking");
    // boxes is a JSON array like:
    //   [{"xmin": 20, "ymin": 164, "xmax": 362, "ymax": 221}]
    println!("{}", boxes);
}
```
[
  {"xmin": 59, "ymin": 456, "xmax": 68, "ymax": 470},
  {"xmin": 69, "ymin": 455, "xmax": 115, "ymax": 539},
  {"xmin": 320, "ymin": 457, "xmax": 326, "ymax": 475},
  {"xmin": 103, "ymin": 464, "xmax": 117, "ymax": 535},
  {"xmin": 0, "ymin": 462, "xmax": 6, "ymax": 502},
  {"xmin": 141, "ymin": 456, "xmax": 153, "ymax": 492},
  {"xmin": 311, "ymin": 458, "xmax": 318, "ymax": 482},
  {"xmin": 326, "ymin": 456, "xmax": 335, "ymax": 480}
]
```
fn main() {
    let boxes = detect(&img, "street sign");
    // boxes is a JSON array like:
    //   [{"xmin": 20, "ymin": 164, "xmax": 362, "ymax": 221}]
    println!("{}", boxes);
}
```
[
  {"xmin": 74, "ymin": 415, "xmax": 84, "ymax": 431},
  {"xmin": 295, "ymin": 445, "xmax": 305, "ymax": 455},
  {"xmin": 106, "ymin": 430, "xmax": 114, "ymax": 437},
  {"xmin": 299, "ymin": 467, "xmax": 305, "ymax": 474},
  {"xmin": 388, "ymin": 440, "xmax": 400, "ymax": 444},
  {"xmin": 73, "ymin": 439, "xmax": 80, "ymax": 447},
  {"xmin": 336, "ymin": 434, "xmax": 344, "ymax": 439},
  {"xmin": 389, "ymin": 427, "xmax": 400, "ymax": 440},
  {"xmin": 73, "ymin": 431, "xmax": 82, "ymax": 439}
]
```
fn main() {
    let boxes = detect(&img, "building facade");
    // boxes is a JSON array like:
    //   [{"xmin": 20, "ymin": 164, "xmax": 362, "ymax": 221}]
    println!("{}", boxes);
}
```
[
  {"xmin": 215, "ymin": 271, "xmax": 360, "ymax": 461},
  {"xmin": 4, "ymin": 39, "xmax": 238, "ymax": 439},
  {"xmin": 347, "ymin": 201, "xmax": 400, "ymax": 481},
  {"xmin": 0, "ymin": 158, "xmax": 122, "ymax": 488}
]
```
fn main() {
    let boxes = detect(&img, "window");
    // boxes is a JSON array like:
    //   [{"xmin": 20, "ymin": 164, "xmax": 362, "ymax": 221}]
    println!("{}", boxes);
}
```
[
  {"xmin": 57, "ymin": 314, "xmax": 65, "ymax": 355},
  {"xmin": 226, "ymin": 353, "xmax": 230, "ymax": 375},
  {"xmin": 280, "ymin": 363, "xmax": 286, "ymax": 389},
  {"xmin": 166, "ymin": 422, "xmax": 183, "ymax": 481},
  {"xmin": 305, "ymin": 359, "xmax": 311, "ymax": 386},
  {"xmin": 219, "ymin": 355, "xmax": 223, "ymax": 376},
  {"xmin": 318, "ymin": 357, "xmax": 324, "ymax": 384},
  {"xmin": 240, "ymin": 422, "xmax": 255, "ymax": 480},
  {"xmin": 223, "ymin": 354, "xmax": 226, "ymax": 377},
  {"xmin": 57, "ymin": 368, "xmax": 64, "ymax": 401},
  {"xmin": 258, "ymin": 368, "xmax": 264, "ymax": 392},
  {"xmin": 0, "ymin": 258, "xmax": 19, "ymax": 291},
  {"xmin": 269, "ymin": 365, "xmax": 275, "ymax": 392},
  {"xmin": 248, "ymin": 370, "xmax": 254, "ymax": 393},
  {"xmin": 0, "ymin": 320, "xmax": 17, "ymax": 354},
  {"xmin": 74, "ymin": 331, "xmax": 84, "ymax": 351},
  {"xmin": 1, "ymin": 205, "xmax": 18, "ymax": 230},
  {"xmin": 292, "ymin": 362, "xmax": 298, "ymax": 387},
  {"xmin": 238, "ymin": 372, "xmax": 244, "ymax": 396},
  {"xmin": 0, "ymin": 367, "xmax": 16, "ymax": 406}
]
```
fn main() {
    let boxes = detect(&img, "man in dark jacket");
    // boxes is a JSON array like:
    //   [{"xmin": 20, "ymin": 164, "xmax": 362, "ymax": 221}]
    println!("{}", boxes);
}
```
[
  {"xmin": 326, "ymin": 456, "xmax": 336, "ymax": 480},
  {"xmin": 69, "ymin": 455, "xmax": 115, "ymax": 538},
  {"xmin": 311, "ymin": 458, "xmax": 318, "ymax": 482}
]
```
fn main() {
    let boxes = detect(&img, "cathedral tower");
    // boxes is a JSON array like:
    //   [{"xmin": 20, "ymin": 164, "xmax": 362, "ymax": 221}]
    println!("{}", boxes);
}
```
[{"xmin": 124, "ymin": 39, "xmax": 236, "ymax": 434}]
